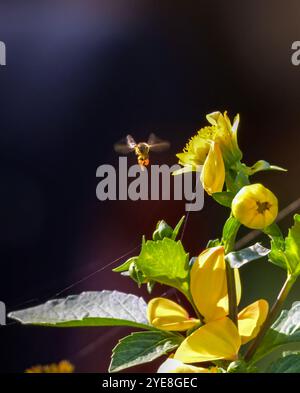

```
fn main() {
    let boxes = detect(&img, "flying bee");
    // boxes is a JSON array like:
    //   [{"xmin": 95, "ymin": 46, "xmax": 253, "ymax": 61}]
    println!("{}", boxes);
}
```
[{"xmin": 114, "ymin": 133, "xmax": 170, "ymax": 168}]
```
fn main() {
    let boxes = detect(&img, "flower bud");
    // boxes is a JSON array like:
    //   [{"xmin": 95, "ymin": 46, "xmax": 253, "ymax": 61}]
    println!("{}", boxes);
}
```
[
  {"xmin": 232, "ymin": 183, "xmax": 278, "ymax": 229},
  {"xmin": 152, "ymin": 220, "xmax": 173, "ymax": 241}
]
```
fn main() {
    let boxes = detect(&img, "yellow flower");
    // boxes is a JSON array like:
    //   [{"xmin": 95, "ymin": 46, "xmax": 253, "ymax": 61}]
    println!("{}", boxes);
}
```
[
  {"xmin": 200, "ymin": 142, "xmax": 225, "ymax": 195},
  {"xmin": 206, "ymin": 111, "xmax": 242, "ymax": 167},
  {"xmin": 176, "ymin": 133, "xmax": 210, "ymax": 170},
  {"xmin": 147, "ymin": 246, "xmax": 269, "ymax": 364},
  {"xmin": 176, "ymin": 111, "xmax": 241, "ymax": 171},
  {"xmin": 147, "ymin": 297, "xmax": 200, "ymax": 331},
  {"xmin": 190, "ymin": 246, "xmax": 241, "ymax": 323},
  {"xmin": 174, "ymin": 317, "xmax": 241, "ymax": 363},
  {"xmin": 173, "ymin": 298, "xmax": 268, "ymax": 363},
  {"xmin": 25, "ymin": 360, "xmax": 74, "ymax": 373},
  {"xmin": 157, "ymin": 357, "xmax": 218, "ymax": 373},
  {"xmin": 232, "ymin": 183, "xmax": 278, "ymax": 229}
]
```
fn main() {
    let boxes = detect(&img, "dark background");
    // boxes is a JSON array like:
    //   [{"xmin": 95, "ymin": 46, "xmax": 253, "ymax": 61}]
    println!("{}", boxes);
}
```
[{"xmin": 1, "ymin": 0, "xmax": 300, "ymax": 372}]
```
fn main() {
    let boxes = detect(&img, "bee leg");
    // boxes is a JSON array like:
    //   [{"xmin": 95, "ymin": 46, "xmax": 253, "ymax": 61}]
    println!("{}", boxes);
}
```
[{"xmin": 138, "ymin": 157, "xmax": 145, "ymax": 171}]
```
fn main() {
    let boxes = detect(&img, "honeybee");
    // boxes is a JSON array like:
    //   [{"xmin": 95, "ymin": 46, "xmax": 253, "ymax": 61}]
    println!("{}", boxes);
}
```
[{"xmin": 114, "ymin": 133, "xmax": 170, "ymax": 168}]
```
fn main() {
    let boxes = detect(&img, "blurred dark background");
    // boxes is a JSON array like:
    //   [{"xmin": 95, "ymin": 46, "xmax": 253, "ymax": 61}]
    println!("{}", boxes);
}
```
[{"xmin": 1, "ymin": 0, "xmax": 300, "ymax": 372}]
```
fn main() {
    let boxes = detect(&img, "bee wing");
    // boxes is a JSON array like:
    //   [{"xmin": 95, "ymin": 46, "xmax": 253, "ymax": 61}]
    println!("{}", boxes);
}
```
[
  {"xmin": 114, "ymin": 134, "xmax": 136, "ymax": 154},
  {"xmin": 147, "ymin": 133, "xmax": 170, "ymax": 152}
]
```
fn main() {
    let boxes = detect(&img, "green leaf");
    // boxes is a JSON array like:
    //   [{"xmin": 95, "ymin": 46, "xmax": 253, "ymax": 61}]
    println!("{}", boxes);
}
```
[
  {"xmin": 109, "ymin": 331, "xmax": 183, "ymax": 373},
  {"xmin": 222, "ymin": 216, "xmax": 241, "ymax": 253},
  {"xmin": 235, "ymin": 170, "xmax": 250, "ymax": 189},
  {"xmin": 285, "ymin": 214, "xmax": 300, "ymax": 275},
  {"xmin": 266, "ymin": 352, "xmax": 300, "ymax": 373},
  {"xmin": 227, "ymin": 360, "xmax": 257, "ymax": 373},
  {"xmin": 247, "ymin": 160, "xmax": 287, "ymax": 175},
  {"xmin": 113, "ymin": 257, "xmax": 138, "ymax": 273},
  {"xmin": 206, "ymin": 238, "xmax": 222, "ymax": 248},
  {"xmin": 136, "ymin": 238, "xmax": 189, "ymax": 295},
  {"xmin": 212, "ymin": 192, "xmax": 235, "ymax": 208},
  {"xmin": 252, "ymin": 301, "xmax": 300, "ymax": 363},
  {"xmin": 172, "ymin": 216, "xmax": 185, "ymax": 240},
  {"xmin": 269, "ymin": 236, "xmax": 288, "ymax": 270},
  {"xmin": 266, "ymin": 216, "xmax": 300, "ymax": 274},
  {"xmin": 8, "ymin": 290, "xmax": 153, "ymax": 330},
  {"xmin": 226, "ymin": 243, "xmax": 270, "ymax": 269},
  {"xmin": 264, "ymin": 223, "xmax": 287, "ymax": 270}
]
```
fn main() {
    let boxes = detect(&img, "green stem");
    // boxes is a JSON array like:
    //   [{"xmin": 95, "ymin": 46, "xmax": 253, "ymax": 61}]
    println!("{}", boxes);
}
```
[
  {"xmin": 226, "ymin": 263, "xmax": 238, "ymax": 326},
  {"xmin": 222, "ymin": 216, "xmax": 241, "ymax": 326},
  {"xmin": 244, "ymin": 274, "xmax": 296, "ymax": 362}
]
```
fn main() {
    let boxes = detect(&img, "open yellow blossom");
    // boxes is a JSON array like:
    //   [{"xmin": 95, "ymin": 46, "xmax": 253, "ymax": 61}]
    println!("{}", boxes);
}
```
[
  {"xmin": 147, "ymin": 297, "xmax": 199, "ymax": 331},
  {"xmin": 174, "ymin": 317, "xmax": 241, "ymax": 363},
  {"xmin": 157, "ymin": 357, "xmax": 218, "ymax": 373},
  {"xmin": 175, "ymin": 111, "xmax": 242, "ymax": 195},
  {"xmin": 176, "ymin": 111, "xmax": 241, "ymax": 171},
  {"xmin": 173, "ymin": 299, "xmax": 268, "ymax": 363},
  {"xmin": 232, "ymin": 183, "xmax": 278, "ymax": 229},
  {"xmin": 147, "ymin": 245, "xmax": 269, "ymax": 363}
]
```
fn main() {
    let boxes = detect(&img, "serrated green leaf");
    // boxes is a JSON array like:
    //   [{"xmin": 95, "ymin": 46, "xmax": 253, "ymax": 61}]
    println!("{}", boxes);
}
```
[
  {"xmin": 8, "ymin": 290, "xmax": 153, "ymax": 329},
  {"xmin": 264, "ymin": 224, "xmax": 286, "ymax": 268},
  {"xmin": 285, "ymin": 214, "xmax": 300, "ymax": 275},
  {"xmin": 136, "ymin": 238, "xmax": 189, "ymax": 295},
  {"xmin": 252, "ymin": 301, "xmax": 300, "ymax": 363},
  {"xmin": 109, "ymin": 331, "xmax": 183, "ymax": 373},
  {"xmin": 269, "ymin": 236, "xmax": 288, "ymax": 270},
  {"xmin": 266, "ymin": 352, "xmax": 300, "ymax": 373},
  {"xmin": 212, "ymin": 192, "xmax": 235, "ymax": 208},
  {"xmin": 263, "ymin": 223, "xmax": 287, "ymax": 270},
  {"xmin": 226, "ymin": 243, "xmax": 270, "ymax": 269}
]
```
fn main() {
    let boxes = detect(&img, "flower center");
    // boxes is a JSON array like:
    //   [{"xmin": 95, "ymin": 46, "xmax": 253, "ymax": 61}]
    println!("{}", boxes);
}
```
[{"xmin": 256, "ymin": 201, "xmax": 271, "ymax": 214}]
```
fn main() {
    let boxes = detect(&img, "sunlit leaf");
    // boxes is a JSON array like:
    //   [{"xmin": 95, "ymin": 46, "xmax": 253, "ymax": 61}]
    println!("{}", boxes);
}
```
[
  {"xmin": 8, "ymin": 290, "xmax": 152, "ymax": 329},
  {"xmin": 226, "ymin": 243, "xmax": 270, "ymax": 269},
  {"xmin": 109, "ymin": 331, "xmax": 182, "ymax": 372}
]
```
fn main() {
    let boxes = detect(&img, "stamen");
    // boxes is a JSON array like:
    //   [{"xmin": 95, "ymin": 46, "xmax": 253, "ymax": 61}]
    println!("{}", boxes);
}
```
[{"xmin": 256, "ymin": 201, "xmax": 271, "ymax": 214}]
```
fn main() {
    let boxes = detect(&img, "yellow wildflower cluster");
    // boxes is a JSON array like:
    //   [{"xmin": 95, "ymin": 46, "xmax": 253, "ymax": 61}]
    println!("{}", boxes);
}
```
[
  {"xmin": 176, "ymin": 111, "xmax": 279, "ymax": 230},
  {"xmin": 25, "ymin": 360, "xmax": 74, "ymax": 373},
  {"xmin": 148, "ymin": 247, "xmax": 269, "ymax": 372}
]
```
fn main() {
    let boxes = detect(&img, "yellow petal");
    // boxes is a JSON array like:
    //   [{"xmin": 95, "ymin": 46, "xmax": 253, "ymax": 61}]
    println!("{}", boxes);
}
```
[
  {"xmin": 238, "ymin": 299, "xmax": 269, "ymax": 344},
  {"xmin": 157, "ymin": 358, "xmax": 211, "ymax": 373},
  {"xmin": 200, "ymin": 142, "xmax": 225, "ymax": 195},
  {"xmin": 147, "ymin": 298, "xmax": 199, "ymax": 331},
  {"xmin": 174, "ymin": 317, "xmax": 241, "ymax": 363},
  {"xmin": 191, "ymin": 246, "xmax": 241, "ymax": 322}
]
